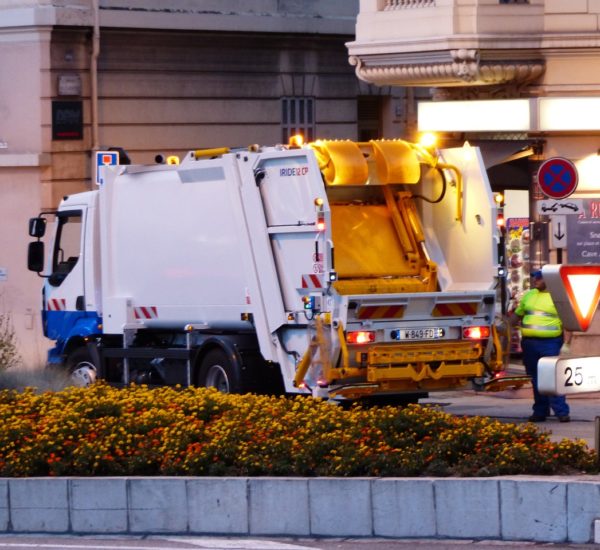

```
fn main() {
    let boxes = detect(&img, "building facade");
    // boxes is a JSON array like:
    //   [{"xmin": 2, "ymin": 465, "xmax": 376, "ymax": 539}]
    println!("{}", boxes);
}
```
[
  {"xmin": 349, "ymin": 0, "xmax": 600, "ymax": 352},
  {"xmin": 1, "ymin": 0, "xmax": 410, "ymax": 367}
]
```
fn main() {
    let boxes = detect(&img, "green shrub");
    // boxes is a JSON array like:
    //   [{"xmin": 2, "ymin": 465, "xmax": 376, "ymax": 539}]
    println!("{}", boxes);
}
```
[{"xmin": 0, "ymin": 313, "xmax": 21, "ymax": 371}]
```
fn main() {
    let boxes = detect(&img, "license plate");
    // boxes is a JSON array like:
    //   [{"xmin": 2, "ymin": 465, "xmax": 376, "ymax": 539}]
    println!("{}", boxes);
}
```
[{"xmin": 391, "ymin": 327, "xmax": 445, "ymax": 341}]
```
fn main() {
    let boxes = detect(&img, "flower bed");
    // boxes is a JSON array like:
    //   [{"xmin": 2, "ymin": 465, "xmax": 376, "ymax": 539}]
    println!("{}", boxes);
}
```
[{"xmin": 0, "ymin": 383, "xmax": 595, "ymax": 477}]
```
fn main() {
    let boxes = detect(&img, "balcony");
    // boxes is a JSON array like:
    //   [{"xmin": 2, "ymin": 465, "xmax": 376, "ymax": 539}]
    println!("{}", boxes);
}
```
[{"xmin": 347, "ymin": 0, "xmax": 600, "ymax": 96}]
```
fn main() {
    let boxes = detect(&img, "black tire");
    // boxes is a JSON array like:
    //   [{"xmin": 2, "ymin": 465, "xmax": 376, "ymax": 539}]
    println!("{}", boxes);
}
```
[
  {"xmin": 66, "ymin": 347, "xmax": 98, "ymax": 387},
  {"xmin": 197, "ymin": 349, "xmax": 243, "ymax": 393}
]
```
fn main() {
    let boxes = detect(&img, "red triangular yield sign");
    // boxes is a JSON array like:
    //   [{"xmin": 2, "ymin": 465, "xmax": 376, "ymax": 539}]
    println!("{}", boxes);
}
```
[{"xmin": 559, "ymin": 266, "xmax": 600, "ymax": 331}]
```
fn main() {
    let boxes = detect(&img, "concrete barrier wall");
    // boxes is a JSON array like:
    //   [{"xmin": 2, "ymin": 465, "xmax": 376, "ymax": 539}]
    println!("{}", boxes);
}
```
[{"xmin": 0, "ymin": 476, "xmax": 599, "ymax": 543}]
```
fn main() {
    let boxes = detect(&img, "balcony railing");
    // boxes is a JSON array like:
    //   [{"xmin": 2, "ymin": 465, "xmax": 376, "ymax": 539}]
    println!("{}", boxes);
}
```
[{"xmin": 383, "ymin": 0, "xmax": 435, "ymax": 9}]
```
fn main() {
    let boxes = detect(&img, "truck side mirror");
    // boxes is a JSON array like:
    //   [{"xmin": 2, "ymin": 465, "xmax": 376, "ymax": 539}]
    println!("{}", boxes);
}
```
[
  {"xmin": 27, "ymin": 241, "xmax": 45, "ymax": 273},
  {"xmin": 29, "ymin": 217, "xmax": 46, "ymax": 238}
]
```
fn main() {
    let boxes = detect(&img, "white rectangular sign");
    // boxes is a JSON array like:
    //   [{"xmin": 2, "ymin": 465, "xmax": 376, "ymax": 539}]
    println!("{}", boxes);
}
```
[
  {"xmin": 550, "ymin": 215, "xmax": 567, "ymax": 249},
  {"xmin": 536, "ymin": 198, "xmax": 583, "ymax": 215},
  {"xmin": 95, "ymin": 150, "xmax": 119, "ymax": 185},
  {"xmin": 538, "ymin": 355, "xmax": 600, "ymax": 395}
]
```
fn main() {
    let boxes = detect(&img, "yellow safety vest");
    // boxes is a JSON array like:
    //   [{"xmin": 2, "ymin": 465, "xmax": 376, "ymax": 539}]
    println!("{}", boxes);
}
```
[{"xmin": 515, "ymin": 289, "xmax": 562, "ymax": 338}]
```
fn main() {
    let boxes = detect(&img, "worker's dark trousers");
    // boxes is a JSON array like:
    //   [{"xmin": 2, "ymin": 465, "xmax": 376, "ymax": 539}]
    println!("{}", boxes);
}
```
[{"xmin": 521, "ymin": 336, "xmax": 569, "ymax": 418}]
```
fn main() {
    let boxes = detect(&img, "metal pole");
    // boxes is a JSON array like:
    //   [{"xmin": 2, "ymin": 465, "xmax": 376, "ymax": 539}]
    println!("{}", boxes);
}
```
[
  {"xmin": 595, "ymin": 416, "xmax": 600, "ymax": 463},
  {"xmin": 498, "ymin": 230, "xmax": 507, "ymax": 315}
]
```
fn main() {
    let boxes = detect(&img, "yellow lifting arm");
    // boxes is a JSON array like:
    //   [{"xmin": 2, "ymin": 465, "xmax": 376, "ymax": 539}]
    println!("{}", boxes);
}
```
[{"xmin": 382, "ymin": 186, "xmax": 419, "ymax": 262}]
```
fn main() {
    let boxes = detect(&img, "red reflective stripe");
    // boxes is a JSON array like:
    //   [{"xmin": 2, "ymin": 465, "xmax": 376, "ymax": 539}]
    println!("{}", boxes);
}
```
[
  {"xmin": 357, "ymin": 305, "xmax": 405, "ymax": 320},
  {"xmin": 301, "ymin": 274, "xmax": 323, "ymax": 289},
  {"xmin": 383, "ymin": 305, "xmax": 404, "ymax": 318},
  {"xmin": 48, "ymin": 299, "xmax": 66, "ymax": 311},
  {"xmin": 134, "ymin": 306, "xmax": 158, "ymax": 319},
  {"xmin": 432, "ymin": 303, "xmax": 478, "ymax": 317},
  {"xmin": 433, "ymin": 304, "xmax": 452, "ymax": 316},
  {"xmin": 309, "ymin": 275, "xmax": 321, "ymax": 288}
]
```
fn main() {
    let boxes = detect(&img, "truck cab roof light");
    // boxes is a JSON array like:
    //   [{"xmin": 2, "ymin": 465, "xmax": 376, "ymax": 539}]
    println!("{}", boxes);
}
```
[{"xmin": 289, "ymin": 134, "xmax": 304, "ymax": 148}]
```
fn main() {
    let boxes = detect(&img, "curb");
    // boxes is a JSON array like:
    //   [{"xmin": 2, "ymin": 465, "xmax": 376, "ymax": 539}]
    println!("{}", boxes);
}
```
[{"xmin": 1, "ymin": 476, "xmax": 599, "ymax": 543}]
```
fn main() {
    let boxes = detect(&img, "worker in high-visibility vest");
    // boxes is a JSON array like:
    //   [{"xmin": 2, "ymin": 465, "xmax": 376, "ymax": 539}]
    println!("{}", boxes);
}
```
[{"xmin": 510, "ymin": 269, "xmax": 570, "ymax": 423}]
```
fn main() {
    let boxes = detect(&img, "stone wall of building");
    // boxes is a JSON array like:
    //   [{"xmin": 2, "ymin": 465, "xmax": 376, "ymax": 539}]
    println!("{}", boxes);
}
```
[{"xmin": 1, "ymin": 1, "xmax": 415, "ymax": 368}]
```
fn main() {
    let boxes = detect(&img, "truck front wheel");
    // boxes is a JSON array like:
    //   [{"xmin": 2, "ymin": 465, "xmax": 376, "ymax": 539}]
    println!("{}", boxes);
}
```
[
  {"xmin": 66, "ymin": 347, "xmax": 98, "ymax": 387},
  {"xmin": 197, "ymin": 349, "xmax": 242, "ymax": 393}
]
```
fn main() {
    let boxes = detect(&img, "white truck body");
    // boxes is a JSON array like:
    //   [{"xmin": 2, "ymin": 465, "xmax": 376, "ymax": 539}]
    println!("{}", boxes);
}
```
[{"xmin": 31, "ymin": 140, "xmax": 505, "ymax": 400}]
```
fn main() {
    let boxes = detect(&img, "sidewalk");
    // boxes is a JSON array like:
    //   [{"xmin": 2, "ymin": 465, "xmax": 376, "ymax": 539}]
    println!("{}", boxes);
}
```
[{"xmin": 421, "ymin": 362, "xmax": 600, "ymax": 450}]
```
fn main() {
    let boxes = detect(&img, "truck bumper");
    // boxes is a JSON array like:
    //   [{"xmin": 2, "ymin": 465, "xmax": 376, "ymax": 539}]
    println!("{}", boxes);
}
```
[
  {"xmin": 328, "ymin": 341, "xmax": 486, "ymax": 399},
  {"xmin": 47, "ymin": 345, "xmax": 65, "ymax": 365}
]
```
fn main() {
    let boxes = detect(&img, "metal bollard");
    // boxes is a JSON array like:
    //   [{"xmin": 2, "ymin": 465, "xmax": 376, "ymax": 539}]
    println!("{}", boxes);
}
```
[{"xmin": 594, "ymin": 416, "xmax": 600, "ymax": 462}]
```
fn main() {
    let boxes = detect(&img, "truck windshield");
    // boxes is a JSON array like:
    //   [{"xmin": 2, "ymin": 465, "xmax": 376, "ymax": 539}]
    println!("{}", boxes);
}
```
[{"xmin": 49, "ymin": 211, "xmax": 82, "ymax": 287}]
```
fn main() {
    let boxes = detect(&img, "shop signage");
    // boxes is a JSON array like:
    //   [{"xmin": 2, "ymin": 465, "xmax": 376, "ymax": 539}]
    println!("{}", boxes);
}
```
[
  {"xmin": 566, "ymin": 198, "xmax": 600, "ymax": 263},
  {"xmin": 52, "ymin": 100, "xmax": 83, "ymax": 140}
]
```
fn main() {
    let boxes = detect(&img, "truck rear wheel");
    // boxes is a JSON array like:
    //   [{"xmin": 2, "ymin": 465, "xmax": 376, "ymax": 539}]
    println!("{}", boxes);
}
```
[
  {"xmin": 197, "ymin": 349, "xmax": 242, "ymax": 393},
  {"xmin": 66, "ymin": 347, "xmax": 97, "ymax": 387}
]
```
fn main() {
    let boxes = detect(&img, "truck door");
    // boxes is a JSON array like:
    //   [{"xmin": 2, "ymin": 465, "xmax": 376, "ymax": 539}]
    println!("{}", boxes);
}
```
[
  {"xmin": 44, "ymin": 209, "xmax": 86, "ymax": 342},
  {"xmin": 256, "ymin": 151, "xmax": 329, "ymax": 312}
]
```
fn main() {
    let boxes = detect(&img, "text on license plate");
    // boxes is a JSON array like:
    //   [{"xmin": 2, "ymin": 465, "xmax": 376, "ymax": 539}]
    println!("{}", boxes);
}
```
[{"xmin": 391, "ymin": 327, "xmax": 445, "ymax": 341}]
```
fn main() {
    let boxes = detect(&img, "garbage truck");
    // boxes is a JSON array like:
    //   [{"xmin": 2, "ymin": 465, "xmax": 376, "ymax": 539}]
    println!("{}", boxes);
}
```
[{"xmin": 27, "ymin": 137, "xmax": 509, "ymax": 401}]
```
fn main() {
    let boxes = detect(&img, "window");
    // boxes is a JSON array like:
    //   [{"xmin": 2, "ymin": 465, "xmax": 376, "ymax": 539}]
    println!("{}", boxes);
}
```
[
  {"xmin": 49, "ymin": 211, "xmax": 82, "ymax": 287},
  {"xmin": 281, "ymin": 97, "xmax": 314, "ymax": 144},
  {"xmin": 357, "ymin": 96, "xmax": 383, "ymax": 142},
  {"xmin": 499, "ymin": 0, "xmax": 529, "ymax": 4}
]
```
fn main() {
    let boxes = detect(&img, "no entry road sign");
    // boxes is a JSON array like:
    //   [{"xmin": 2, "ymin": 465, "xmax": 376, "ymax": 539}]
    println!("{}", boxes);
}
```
[{"xmin": 537, "ymin": 157, "xmax": 578, "ymax": 199}]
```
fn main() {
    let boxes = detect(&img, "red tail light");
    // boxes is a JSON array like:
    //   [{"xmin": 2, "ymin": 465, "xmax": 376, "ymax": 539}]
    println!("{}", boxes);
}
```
[
  {"xmin": 462, "ymin": 326, "xmax": 490, "ymax": 340},
  {"xmin": 346, "ymin": 331, "xmax": 376, "ymax": 344}
]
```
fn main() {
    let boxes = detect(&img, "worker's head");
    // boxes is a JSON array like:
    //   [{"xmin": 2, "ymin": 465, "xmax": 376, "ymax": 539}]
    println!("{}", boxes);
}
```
[{"xmin": 531, "ymin": 269, "xmax": 546, "ymax": 290}]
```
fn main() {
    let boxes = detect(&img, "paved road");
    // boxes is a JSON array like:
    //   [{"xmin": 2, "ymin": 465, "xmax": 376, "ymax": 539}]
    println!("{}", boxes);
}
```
[
  {"xmin": 420, "ymin": 363, "xmax": 600, "ymax": 450},
  {"xmin": 0, "ymin": 536, "xmax": 596, "ymax": 550}
]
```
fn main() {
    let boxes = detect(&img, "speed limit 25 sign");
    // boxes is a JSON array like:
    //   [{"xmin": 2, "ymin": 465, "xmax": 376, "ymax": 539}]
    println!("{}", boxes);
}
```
[{"xmin": 538, "ymin": 356, "xmax": 600, "ymax": 396}]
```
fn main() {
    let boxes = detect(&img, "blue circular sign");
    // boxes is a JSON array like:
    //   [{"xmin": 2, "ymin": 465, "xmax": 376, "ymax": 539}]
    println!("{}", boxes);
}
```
[{"xmin": 537, "ymin": 157, "xmax": 578, "ymax": 199}]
